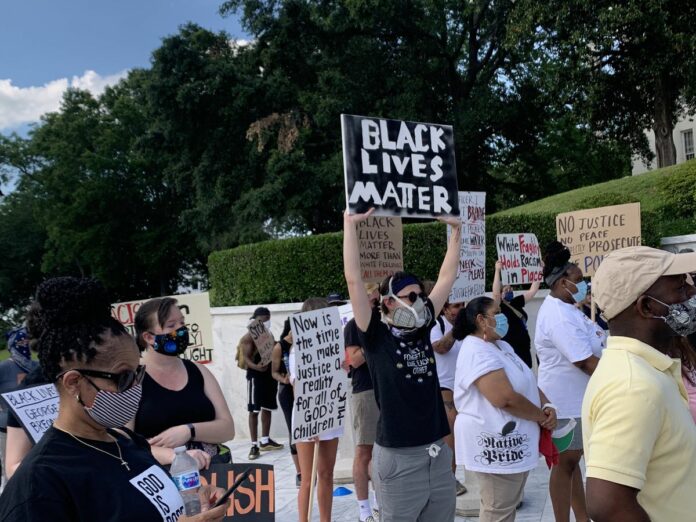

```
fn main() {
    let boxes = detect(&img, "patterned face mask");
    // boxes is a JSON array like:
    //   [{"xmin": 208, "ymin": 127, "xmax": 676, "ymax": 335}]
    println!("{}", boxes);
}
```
[
  {"xmin": 83, "ymin": 384, "xmax": 143, "ymax": 428},
  {"xmin": 151, "ymin": 326, "xmax": 189, "ymax": 356},
  {"xmin": 647, "ymin": 295, "xmax": 696, "ymax": 336}
]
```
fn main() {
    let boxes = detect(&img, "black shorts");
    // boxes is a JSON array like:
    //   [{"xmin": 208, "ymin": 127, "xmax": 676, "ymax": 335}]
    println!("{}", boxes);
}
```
[{"xmin": 247, "ymin": 372, "xmax": 278, "ymax": 412}]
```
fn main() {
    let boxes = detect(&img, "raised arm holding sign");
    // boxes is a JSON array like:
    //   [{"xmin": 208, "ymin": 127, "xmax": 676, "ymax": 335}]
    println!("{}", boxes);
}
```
[{"xmin": 448, "ymin": 191, "xmax": 486, "ymax": 304}]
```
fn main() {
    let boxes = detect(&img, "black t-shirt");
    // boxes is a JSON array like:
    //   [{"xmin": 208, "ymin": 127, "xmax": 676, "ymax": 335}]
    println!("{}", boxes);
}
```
[
  {"xmin": 135, "ymin": 359, "xmax": 216, "ymax": 439},
  {"xmin": 344, "ymin": 318, "xmax": 373, "ymax": 394},
  {"xmin": 0, "ymin": 427, "xmax": 186, "ymax": 521},
  {"xmin": 358, "ymin": 301, "xmax": 449, "ymax": 448},
  {"xmin": 501, "ymin": 296, "xmax": 533, "ymax": 368}
]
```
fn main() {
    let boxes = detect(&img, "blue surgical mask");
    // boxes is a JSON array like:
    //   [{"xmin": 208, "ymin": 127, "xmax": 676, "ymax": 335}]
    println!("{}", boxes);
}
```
[
  {"xmin": 493, "ymin": 313, "xmax": 509, "ymax": 338},
  {"xmin": 503, "ymin": 291, "xmax": 514, "ymax": 302},
  {"xmin": 565, "ymin": 280, "xmax": 588, "ymax": 303}
]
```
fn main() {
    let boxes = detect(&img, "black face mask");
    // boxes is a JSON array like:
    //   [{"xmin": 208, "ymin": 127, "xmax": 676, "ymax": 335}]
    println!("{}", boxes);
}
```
[{"xmin": 151, "ymin": 326, "xmax": 189, "ymax": 356}]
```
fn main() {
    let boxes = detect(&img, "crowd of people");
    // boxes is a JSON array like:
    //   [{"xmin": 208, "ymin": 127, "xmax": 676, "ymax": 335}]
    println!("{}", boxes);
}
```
[{"xmin": 1, "ymin": 215, "xmax": 696, "ymax": 522}]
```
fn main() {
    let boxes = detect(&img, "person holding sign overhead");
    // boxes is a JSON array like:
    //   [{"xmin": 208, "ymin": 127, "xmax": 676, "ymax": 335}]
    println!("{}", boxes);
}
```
[
  {"xmin": 343, "ymin": 207, "xmax": 462, "ymax": 522},
  {"xmin": 0, "ymin": 277, "xmax": 228, "ymax": 521},
  {"xmin": 535, "ymin": 241, "xmax": 605, "ymax": 522},
  {"xmin": 132, "ymin": 297, "xmax": 235, "ymax": 469},
  {"xmin": 492, "ymin": 260, "xmax": 541, "ymax": 368}
]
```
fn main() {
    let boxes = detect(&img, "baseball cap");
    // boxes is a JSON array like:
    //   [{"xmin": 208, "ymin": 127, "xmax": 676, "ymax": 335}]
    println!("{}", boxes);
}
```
[
  {"xmin": 593, "ymin": 246, "xmax": 696, "ymax": 321},
  {"xmin": 326, "ymin": 293, "xmax": 346, "ymax": 306}
]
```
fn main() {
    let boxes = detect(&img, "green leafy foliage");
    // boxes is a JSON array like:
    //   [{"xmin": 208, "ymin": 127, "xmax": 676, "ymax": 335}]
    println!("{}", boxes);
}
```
[{"xmin": 210, "ymin": 161, "xmax": 696, "ymax": 306}]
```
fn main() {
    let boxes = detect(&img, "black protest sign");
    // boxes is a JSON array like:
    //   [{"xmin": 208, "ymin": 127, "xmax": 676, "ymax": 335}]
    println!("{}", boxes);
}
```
[
  {"xmin": 1, "ymin": 383, "xmax": 59, "ymax": 443},
  {"xmin": 200, "ymin": 463, "xmax": 275, "ymax": 521},
  {"xmin": 342, "ymin": 114, "xmax": 459, "ymax": 218}
]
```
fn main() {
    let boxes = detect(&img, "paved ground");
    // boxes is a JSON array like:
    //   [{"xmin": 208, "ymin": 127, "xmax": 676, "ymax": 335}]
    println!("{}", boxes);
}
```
[{"xmin": 228, "ymin": 439, "xmax": 578, "ymax": 521}]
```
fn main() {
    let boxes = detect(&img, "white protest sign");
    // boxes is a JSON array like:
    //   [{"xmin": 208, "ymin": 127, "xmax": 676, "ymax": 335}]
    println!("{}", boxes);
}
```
[
  {"xmin": 248, "ymin": 319, "xmax": 275, "ymax": 366},
  {"xmin": 495, "ymin": 233, "xmax": 543, "ymax": 286},
  {"xmin": 1, "ymin": 384, "xmax": 59, "ymax": 443},
  {"xmin": 290, "ymin": 307, "xmax": 348, "ymax": 442},
  {"xmin": 337, "ymin": 303, "xmax": 354, "ymax": 329},
  {"xmin": 342, "ymin": 114, "xmax": 460, "ymax": 218},
  {"xmin": 448, "ymin": 191, "xmax": 486, "ymax": 303}
]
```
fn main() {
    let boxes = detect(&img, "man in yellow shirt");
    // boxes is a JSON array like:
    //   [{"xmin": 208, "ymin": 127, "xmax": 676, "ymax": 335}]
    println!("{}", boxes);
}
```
[{"xmin": 584, "ymin": 246, "xmax": 696, "ymax": 521}]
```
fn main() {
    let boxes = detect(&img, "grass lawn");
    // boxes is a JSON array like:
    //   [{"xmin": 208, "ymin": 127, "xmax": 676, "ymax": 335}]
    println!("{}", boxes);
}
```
[{"xmin": 494, "ymin": 160, "xmax": 695, "ymax": 217}]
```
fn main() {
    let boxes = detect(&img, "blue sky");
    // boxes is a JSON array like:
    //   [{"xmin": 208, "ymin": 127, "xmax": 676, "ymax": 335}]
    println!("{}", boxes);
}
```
[{"xmin": 0, "ymin": 0, "xmax": 247, "ymax": 133}]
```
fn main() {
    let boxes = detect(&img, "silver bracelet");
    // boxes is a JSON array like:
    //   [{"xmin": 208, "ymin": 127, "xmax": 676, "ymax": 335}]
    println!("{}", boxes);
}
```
[{"xmin": 541, "ymin": 402, "xmax": 557, "ymax": 412}]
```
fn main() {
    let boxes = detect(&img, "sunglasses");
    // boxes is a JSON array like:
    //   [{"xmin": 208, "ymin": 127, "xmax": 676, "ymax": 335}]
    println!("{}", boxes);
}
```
[
  {"xmin": 57, "ymin": 365, "xmax": 146, "ymax": 393},
  {"xmin": 395, "ymin": 291, "xmax": 428, "ymax": 304}
]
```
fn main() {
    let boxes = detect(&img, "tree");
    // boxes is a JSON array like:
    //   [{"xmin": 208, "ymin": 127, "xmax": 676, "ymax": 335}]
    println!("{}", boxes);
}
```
[{"xmin": 522, "ymin": 0, "xmax": 696, "ymax": 168}]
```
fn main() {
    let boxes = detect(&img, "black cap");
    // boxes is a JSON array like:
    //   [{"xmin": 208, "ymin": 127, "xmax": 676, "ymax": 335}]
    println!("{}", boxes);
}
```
[
  {"xmin": 326, "ymin": 293, "xmax": 346, "ymax": 306},
  {"xmin": 252, "ymin": 306, "xmax": 271, "ymax": 319}
]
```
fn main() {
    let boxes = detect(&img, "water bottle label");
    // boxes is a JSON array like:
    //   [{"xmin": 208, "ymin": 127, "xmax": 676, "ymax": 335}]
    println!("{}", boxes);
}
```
[{"xmin": 173, "ymin": 471, "xmax": 200, "ymax": 491}]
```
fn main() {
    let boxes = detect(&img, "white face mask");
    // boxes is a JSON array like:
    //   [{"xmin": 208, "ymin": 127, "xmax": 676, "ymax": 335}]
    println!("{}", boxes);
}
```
[
  {"xmin": 384, "ymin": 279, "xmax": 431, "ymax": 330},
  {"xmin": 263, "ymin": 320, "xmax": 272, "ymax": 331}
]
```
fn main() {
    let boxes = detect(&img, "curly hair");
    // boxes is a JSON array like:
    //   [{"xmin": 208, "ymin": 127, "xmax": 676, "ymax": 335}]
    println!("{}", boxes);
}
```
[{"xmin": 26, "ymin": 277, "xmax": 129, "ymax": 381}]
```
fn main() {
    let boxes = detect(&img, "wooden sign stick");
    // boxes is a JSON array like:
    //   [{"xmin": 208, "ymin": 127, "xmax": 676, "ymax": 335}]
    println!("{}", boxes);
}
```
[{"xmin": 307, "ymin": 442, "xmax": 320, "ymax": 521}]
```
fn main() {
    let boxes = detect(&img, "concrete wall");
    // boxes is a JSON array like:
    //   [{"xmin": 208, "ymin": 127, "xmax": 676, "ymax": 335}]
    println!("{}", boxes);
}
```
[{"xmin": 208, "ymin": 291, "xmax": 551, "ymax": 445}]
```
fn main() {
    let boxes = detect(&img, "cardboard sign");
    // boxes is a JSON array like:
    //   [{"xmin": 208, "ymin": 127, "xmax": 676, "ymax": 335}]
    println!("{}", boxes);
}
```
[
  {"xmin": 112, "ymin": 292, "xmax": 214, "ymax": 363},
  {"xmin": 1, "ymin": 384, "xmax": 59, "ymax": 443},
  {"xmin": 248, "ymin": 319, "xmax": 275, "ymax": 367},
  {"xmin": 448, "ymin": 192, "xmax": 486, "ymax": 303},
  {"xmin": 200, "ymin": 463, "xmax": 275, "ymax": 521},
  {"xmin": 342, "ymin": 114, "xmax": 460, "ymax": 218},
  {"xmin": 556, "ymin": 203, "xmax": 641, "ymax": 276},
  {"xmin": 358, "ymin": 216, "xmax": 404, "ymax": 282},
  {"xmin": 495, "ymin": 233, "xmax": 542, "ymax": 286},
  {"xmin": 290, "ymin": 307, "xmax": 348, "ymax": 442}
]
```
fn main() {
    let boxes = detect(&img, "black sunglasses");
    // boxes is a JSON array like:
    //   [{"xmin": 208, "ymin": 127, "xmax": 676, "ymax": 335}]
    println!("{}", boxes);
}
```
[
  {"xmin": 57, "ymin": 365, "xmax": 146, "ymax": 393},
  {"xmin": 395, "ymin": 291, "xmax": 428, "ymax": 304}
]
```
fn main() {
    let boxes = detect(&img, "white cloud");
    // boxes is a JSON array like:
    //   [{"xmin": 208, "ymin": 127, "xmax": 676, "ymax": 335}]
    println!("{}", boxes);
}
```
[{"xmin": 0, "ymin": 70, "xmax": 127, "ymax": 131}]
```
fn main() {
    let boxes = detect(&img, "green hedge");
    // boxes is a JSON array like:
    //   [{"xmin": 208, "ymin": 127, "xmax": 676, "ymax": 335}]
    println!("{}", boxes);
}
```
[{"xmin": 209, "ymin": 161, "xmax": 696, "ymax": 306}]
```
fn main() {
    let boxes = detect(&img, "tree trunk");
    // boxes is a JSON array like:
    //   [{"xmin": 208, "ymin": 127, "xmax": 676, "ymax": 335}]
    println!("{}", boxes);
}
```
[{"xmin": 653, "ymin": 77, "xmax": 677, "ymax": 168}]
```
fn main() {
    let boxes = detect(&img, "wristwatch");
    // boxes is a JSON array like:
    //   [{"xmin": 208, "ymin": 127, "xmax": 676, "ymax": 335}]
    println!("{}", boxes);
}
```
[
  {"xmin": 187, "ymin": 423, "xmax": 196, "ymax": 441},
  {"xmin": 542, "ymin": 403, "xmax": 557, "ymax": 412}
]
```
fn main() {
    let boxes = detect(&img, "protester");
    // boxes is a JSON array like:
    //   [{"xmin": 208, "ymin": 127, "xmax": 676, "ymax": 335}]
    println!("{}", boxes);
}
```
[
  {"xmin": 289, "ymin": 297, "xmax": 343, "ymax": 522},
  {"xmin": 583, "ymin": 246, "xmax": 696, "ymax": 520},
  {"xmin": 0, "ymin": 327, "xmax": 38, "ymax": 486},
  {"xmin": 237, "ymin": 306, "xmax": 283, "ymax": 460},
  {"xmin": 672, "ymin": 337, "xmax": 696, "ymax": 422},
  {"xmin": 271, "ymin": 318, "xmax": 301, "ymax": 486},
  {"xmin": 132, "ymin": 297, "xmax": 235, "ymax": 468},
  {"xmin": 430, "ymin": 299, "xmax": 467, "ymax": 496},
  {"xmin": 535, "ymin": 241, "xmax": 604, "ymax": 522},
  {"xmin": 343, "ymin": 208, "xmax": 461, "ymax": 522},
  {"xmin": 492, "ymin": 259, "xmax": 541, "ymax": 368},
  {"xmin": 345, "ymin": 282, "xmax": 381, "ymax": 522},
  {"xmin": 578, "ymin": 283, "xmax": 608, "ymax": 330},
  {"xmin": 452, "ymin": 297, "xmax": 556, "ymax": 522},
  {"xmin": 0, "ymin": 276, "xmax": 228, "ymax": 521}
]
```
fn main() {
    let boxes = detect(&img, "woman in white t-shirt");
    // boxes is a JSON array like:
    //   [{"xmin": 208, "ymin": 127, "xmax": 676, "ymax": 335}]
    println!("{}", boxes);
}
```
[
  {"xmin": 453, "ymin": 296, "xmax": 557, "ymax": 522},
  {"xmin": 535, "ymin": 241, "xmax": 604, "ymax": 522}
]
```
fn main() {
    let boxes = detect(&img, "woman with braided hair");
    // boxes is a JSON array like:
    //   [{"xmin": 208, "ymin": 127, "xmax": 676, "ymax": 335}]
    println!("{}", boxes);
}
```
[
  {"xmin": 0, "ymin": 277, "xmax": 228, "ymax": 521},
  {"xmin": 535, "ymin": 242, "xmax": 605, "ymax": 522}
]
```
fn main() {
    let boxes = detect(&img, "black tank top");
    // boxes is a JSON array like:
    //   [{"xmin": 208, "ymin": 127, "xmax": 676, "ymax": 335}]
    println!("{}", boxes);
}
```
[{"xmin": 134, "ymin": 359, "xmax": 216, "ymax": 439}]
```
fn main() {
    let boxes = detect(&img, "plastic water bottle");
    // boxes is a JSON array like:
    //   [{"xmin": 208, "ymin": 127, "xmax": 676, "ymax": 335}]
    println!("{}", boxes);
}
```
[{"xmin": 171, "ymin": 446, "xmax": 201, "ymax": 516}]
